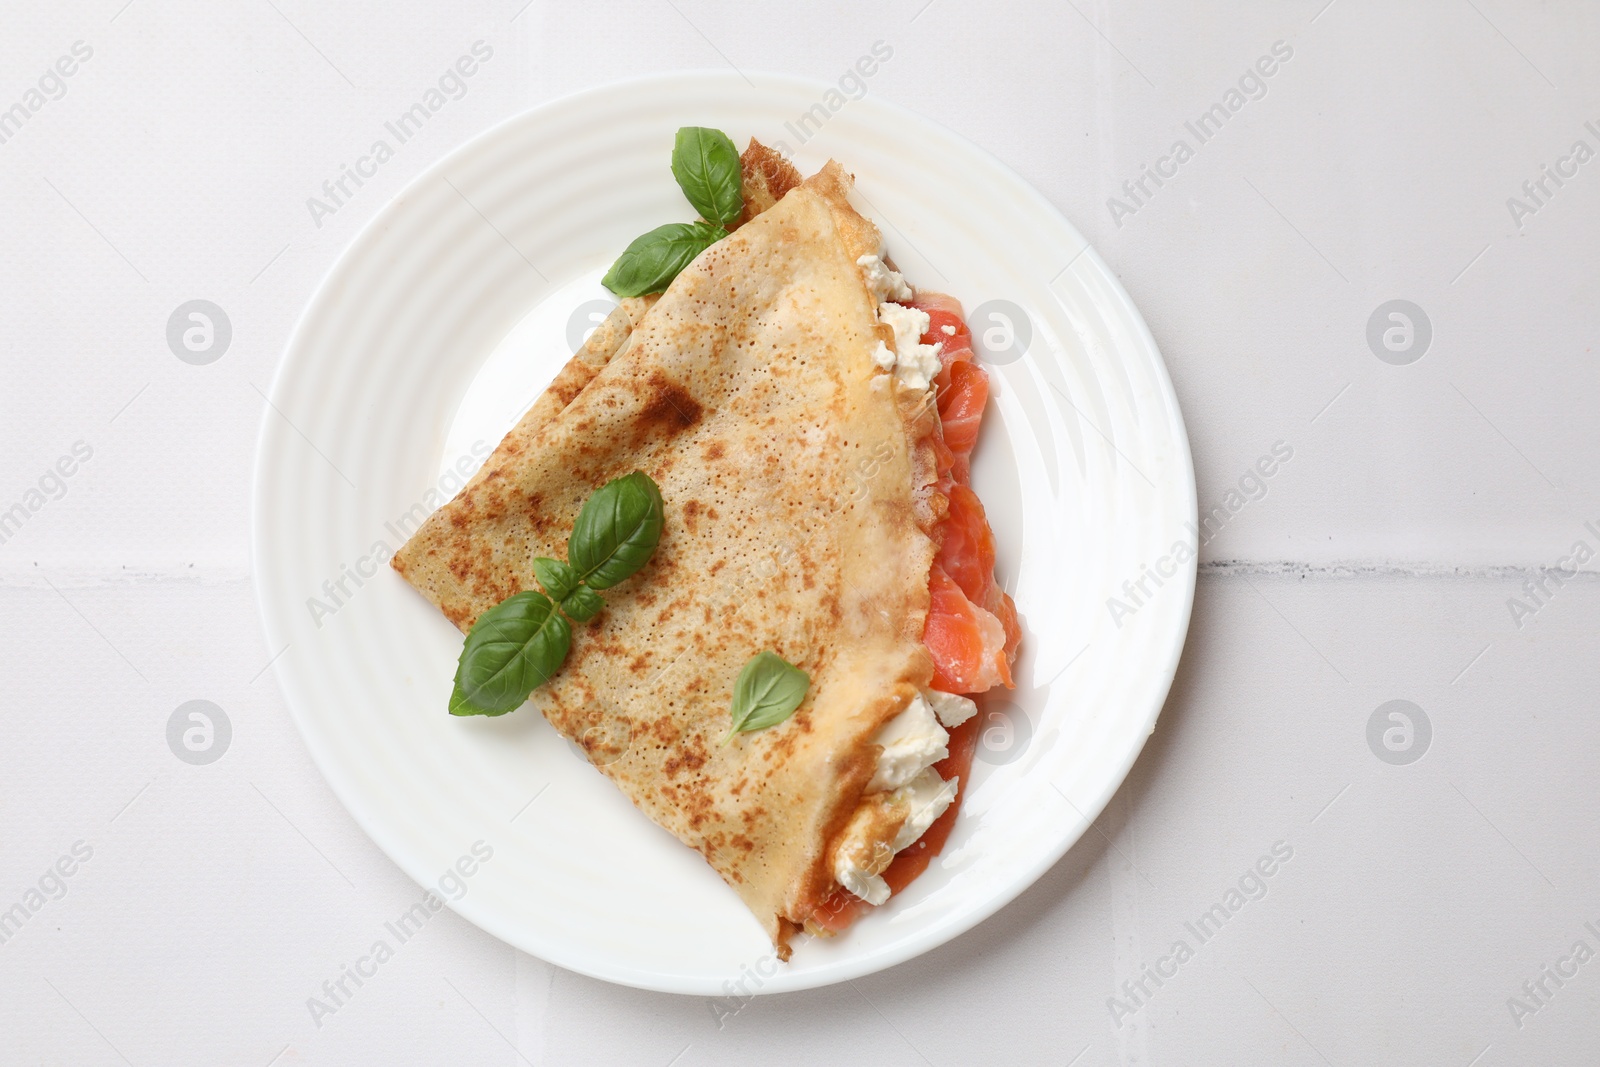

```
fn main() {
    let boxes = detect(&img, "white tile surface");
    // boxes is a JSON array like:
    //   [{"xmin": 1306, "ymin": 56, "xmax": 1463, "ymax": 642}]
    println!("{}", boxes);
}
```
[{"xmin": 2, "ymin": 1, "xmax": 1595, "ymax": 1063}]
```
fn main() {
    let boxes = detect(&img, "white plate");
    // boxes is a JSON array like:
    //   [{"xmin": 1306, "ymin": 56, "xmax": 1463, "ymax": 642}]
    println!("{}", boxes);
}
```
[{"xmin": 252, "ymin": 72, "xmax": 1195, "ymax": 995}]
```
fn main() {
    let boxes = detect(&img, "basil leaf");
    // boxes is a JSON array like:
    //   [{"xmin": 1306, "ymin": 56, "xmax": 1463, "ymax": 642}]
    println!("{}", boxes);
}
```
[
  {"xmin": 560, "ymin": 585, "xmax": 605, "ymax": 623},
  {"xmin": 568, "ymin": 471, "xmax": 665, "ymax": 590},
  {"xmin": 723, "ymin": 651, "xmax": 810, "ymax": 742},
  {"xmin": 450, "ymin": 591, "xmax": 572, "ymax": 715},
  {"xmin": 670, "ymin": 126, "xmax": 743, "ymax": 226},
  {"xmin": 448, "ymin": 685, "xmax": 504, "ymax": 718},
  {"xmin": 601, "ymin": 221, "xmax": 725, "ymax": 297},
  {"xmin": 532, "ymin": 557, "xmax": 578, "ymax": 601}
]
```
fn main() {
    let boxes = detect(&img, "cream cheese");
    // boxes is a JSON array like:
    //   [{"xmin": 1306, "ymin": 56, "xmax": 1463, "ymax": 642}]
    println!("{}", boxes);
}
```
[
  {"xmin": 876, "ymin": 301, "xmax": 943, "ymax": 390},
  {"xmin": 856, "ymin": 253, "xmax": 912, "ymax": 303},
  {"xmin": 891, "ymin": 768, "xmax": 958, "ymax": 852},
  {"xmin": 831, "ymin": 689, "xmax": 972, "ymax": 903},
  {"xmin": 856, "ymin": 254, "xmax": 943, "ymax": 390},
  {"xmin": 835, "ymin": 850, "xmax": 892, "ymax": 905},
  {"xmin": 870, "ymin": 339, "xmax": 897, "ymax": 372},
  {"xmin": 924, "ymin": 689, "xmax": 977, "ymax": 729},
  {"xmin": 866, "ymin": 693, "xmax": 948, "ymax": 792},
  {"xmin": 833, "ymin": 769, "xmax": 959, "ymax": 905}
]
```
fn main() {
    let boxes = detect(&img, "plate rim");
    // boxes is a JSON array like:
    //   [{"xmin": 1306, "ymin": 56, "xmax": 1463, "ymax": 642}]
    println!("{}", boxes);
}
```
[{"xmin": 251, "ymin": 68, "xmax": 1197, "ymax": 995}]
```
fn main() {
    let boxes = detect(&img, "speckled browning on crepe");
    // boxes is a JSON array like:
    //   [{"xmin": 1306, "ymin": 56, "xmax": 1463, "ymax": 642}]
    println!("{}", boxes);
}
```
[{"xmin": 392, "ymin": 160, "xmax": 942, "ymax": 957}]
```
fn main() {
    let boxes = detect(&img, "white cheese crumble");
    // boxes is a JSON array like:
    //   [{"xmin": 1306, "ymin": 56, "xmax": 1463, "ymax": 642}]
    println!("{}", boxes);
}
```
[
  {"xmin": 940, "ymin": 324, "xmax": 957, "ymax": 336},
  {"xmin": 831, "ymin": 689, "xmax": 972, "ymax": 903},
  {"xmin": 856, "ymin": 254, "xmax": 912, "ymax": 303},
  {"xmin": 878, "ymin": 301, "xmax": 928, "ymax": 352},
  {"xmin": 836, "ymin": 853, "xmax": 891, "ymax": 905},
  {"xmin": 866, "ymin": 693, "xmax": 949, "ymax": 792},
  {"xmin": 891, "ymin": 769, "xmax": 958, "ymax": 852},
  {"xmin": 856, "ymin": 255, "xmax": 943, "ymax": 391},
  {"xmin": 836, "ymin": 770, "xmax": 960, "ymax": 905},
  {"xmin": 871, "ymin": 339, "xmax": 897, "ymax": 371},
  {"xmin": 924, "ymin": 689, "xmax": 977, "ymax": 729},
  {"xmin": 877, "ymin": 301, "xmax": 943, "ymax": 391}
]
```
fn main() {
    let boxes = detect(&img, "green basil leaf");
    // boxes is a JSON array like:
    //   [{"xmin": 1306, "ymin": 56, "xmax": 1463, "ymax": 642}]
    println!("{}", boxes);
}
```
[
  {"xmin": 568, "ymin": 471, "xmax": 665, "ymax": 591},
  {"xmin": 723, "ymin": 651, "xmax": 810, "ymax": 742},
  {"xmin": 450, "ymin": 591, "xmax": 572, "ymax": 715},
  {"xmin": 532, "ymin": 557, "xmax": 578, "ymax": 601},
  {"xmin": 560, "ymin": 585, "xmax": 606, "ymax": 623},
  {"xmin": 448, "ymin": 685, "xmax": 505, "ymax": 718},
  {"xmin": 601, "ymin": 221, "xmax": 725, "ymax": 297},
  {"xmin": 669, "ymin": 126, "xmax": 744, "ymax": 226}
]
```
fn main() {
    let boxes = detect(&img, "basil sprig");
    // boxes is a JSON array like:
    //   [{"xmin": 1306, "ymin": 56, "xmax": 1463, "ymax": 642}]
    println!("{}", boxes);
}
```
[
  {"xmin": 569, "ymin": 470, "xmax": 665, "ymax": 589},
  {"xmin": 449, "ymin": 471, "xmax": 664, "ymax": 716},
  {"xmin": 600, "ymin": 221, "xmax": 726, "ymax": 298},
  {"xmin": 722, "ymin": 651, "xmax": 811, "ymax": 743},
  {"xmin": 532, "ymin": 557, "xmax": 579, "ymax": 601},
  {"xmin": 449, "ymin": 592, "xmax": 571, "ymax": 717},
  {"xmin": 559, "ymin": 584, "xmax": 606, "ymax": 623},
  {"xmin": 601, "ymin": 126, "xmax": 744, "ymax": 297},
  {"xmin": 670, "ymin": 127, "xmax": 743, "ymax": 226}
]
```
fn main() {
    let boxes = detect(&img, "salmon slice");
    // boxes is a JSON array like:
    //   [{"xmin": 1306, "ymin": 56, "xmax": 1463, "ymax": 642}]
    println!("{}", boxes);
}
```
[
  {"xmin": 930, "ymin": 422, "xmax": 957, "ymax": 483},
  {"xmin": 938, "ymin": 359, "xmax": 988, "ymax": 459},
  {"xmin": 925, "ymin": 565, "xmax": 1012, "ymax": 692},
  {"xmin": 917, "ymin": 294, "xmax": 984, "ymax": 485},
  {"xmin": 935, "ymin": 483, "xmax": 1021, "ymax": 667},
  {"xmin": 936, "ymin": 483, "xmax": 998, "ymax": 607},
  {"xmin": 922, "ymin": 298, "xmax": 975, "ymax": 406},
  {"xmin": 987, "ymin": 585, "xmax": 1022, "ymax": 663},
  {"xmin": 913, "ymin": 293, "xmax": 973, "ymax": 358}
]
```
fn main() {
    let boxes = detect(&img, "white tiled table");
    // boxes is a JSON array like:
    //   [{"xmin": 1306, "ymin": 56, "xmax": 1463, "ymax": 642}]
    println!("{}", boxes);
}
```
[{"xmin": 3, "ymin": 2, "xmax": 1595, "ymax": 1063}]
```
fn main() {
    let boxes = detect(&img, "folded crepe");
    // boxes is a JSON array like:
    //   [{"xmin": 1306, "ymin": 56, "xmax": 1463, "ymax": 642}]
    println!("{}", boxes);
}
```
[{"xmin": 394, "ymin": 145, "xmax": 1012, "ymax": 955}]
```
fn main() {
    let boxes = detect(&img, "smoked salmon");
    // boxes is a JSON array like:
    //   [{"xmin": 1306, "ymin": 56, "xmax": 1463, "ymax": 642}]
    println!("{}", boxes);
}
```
[
  {"xmin": 809, "ymin": 294, "xmax": 1022, "ymax": 935},
  {"xmin": 922, "ymin": 294, "xmax": 1018, "ymax": 693}
]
